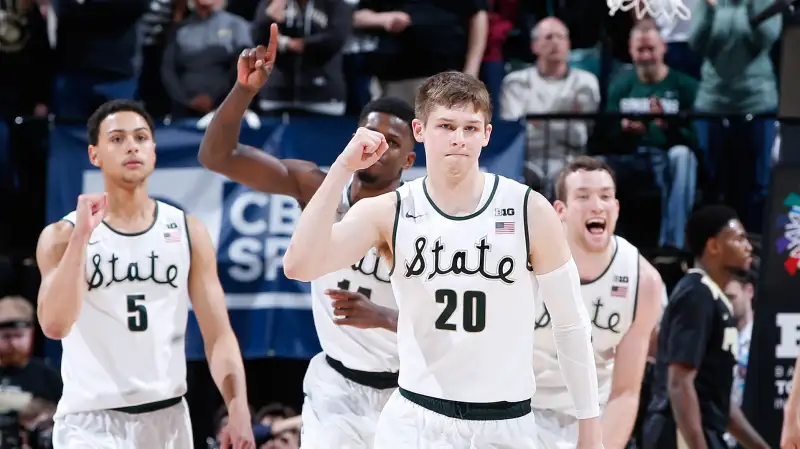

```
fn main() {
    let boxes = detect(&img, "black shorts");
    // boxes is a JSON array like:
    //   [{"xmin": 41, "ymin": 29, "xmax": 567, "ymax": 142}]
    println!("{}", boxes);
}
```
[{"xmin": 642, "ymin": 413, "xmax": 727, "ymax": 449}]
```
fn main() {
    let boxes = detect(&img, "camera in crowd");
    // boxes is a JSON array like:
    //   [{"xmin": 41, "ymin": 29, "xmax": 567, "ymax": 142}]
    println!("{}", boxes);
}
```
[{"xmin": 0, "ymin": 412, "xmax": 52, "ymax": 449}]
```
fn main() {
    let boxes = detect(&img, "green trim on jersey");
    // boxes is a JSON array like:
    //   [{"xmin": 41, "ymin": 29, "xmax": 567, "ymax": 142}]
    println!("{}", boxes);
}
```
[
  {"xmin": 422, "ymin": 174, "xmax": 499, "ymax": 221},
  {"xmin": 389, "ymin": 190, "xmax": 401, "ymax": 276},
  {"xmin": 183, "ymin": 212, "xmax": 192, "ymax": 261},
  {"xmin": 580, "ymin": 236, "xmax": 619, "ymax": 285},
  {"xmin": 523, "ymin": 188, "xmax": 533, "ymax": 272},
  {"xmin": 102, "ymin": 201, "xmax": 160, "ymax": 237}
]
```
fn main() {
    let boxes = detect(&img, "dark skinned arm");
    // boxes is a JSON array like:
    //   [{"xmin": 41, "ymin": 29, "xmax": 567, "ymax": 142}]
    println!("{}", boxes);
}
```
[
  {"xmin": 197, "ymin": 83, "xmax": 325, "ymax": 202},
  {"xmin": 664, "ymin": 281, "xmax": 720, "ymax": 449},
  {"xmin": 668, "ymin": 363, "xmax": 709, "ymax": 449},
  {"xmin": 728, "ymin": 405, "xmax": 769, "ymax": 449}
]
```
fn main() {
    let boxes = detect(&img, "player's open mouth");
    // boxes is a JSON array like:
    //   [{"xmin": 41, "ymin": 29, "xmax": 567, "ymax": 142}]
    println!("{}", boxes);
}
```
[{"xmin": 585, "ymin": 218, "xmax": 606, "ymax": 235}]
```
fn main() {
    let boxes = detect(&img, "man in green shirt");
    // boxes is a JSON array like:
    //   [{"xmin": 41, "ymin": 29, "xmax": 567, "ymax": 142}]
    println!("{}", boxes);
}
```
[{"xmin": 606, "ymin": 18, "xmax": 699, "ymax": 249}]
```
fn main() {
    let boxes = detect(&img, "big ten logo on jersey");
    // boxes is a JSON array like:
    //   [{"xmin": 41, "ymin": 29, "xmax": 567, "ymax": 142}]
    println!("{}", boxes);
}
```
[
  {"xmin": 217, "ymin": 182, "xmax": 300, "ymax": 289},
  {"xmin": 495, "ymin": 208, "xmax": 515, "ymax": 217}
]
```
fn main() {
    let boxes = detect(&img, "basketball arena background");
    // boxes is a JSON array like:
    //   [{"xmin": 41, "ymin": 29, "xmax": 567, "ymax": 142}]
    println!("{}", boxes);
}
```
[{"xmin": 23, "ymin": 22, "xmax": 800, "ymax": 447}]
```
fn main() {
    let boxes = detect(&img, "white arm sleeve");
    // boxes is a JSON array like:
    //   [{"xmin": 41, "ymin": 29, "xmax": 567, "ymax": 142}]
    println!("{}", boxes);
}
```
[{"xmin": 536, "ymin": 258, "xmax": 600, "ymax": 419}]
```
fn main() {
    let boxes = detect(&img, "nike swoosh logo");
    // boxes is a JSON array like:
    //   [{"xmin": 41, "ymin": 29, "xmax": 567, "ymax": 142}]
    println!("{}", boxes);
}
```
[
  {"xmin": 405, "ymin": 212, "xmax": 423, "ymax": 219},
  {"xmin": 88, "ymin": 241, "xmax": 100, "ymax": 245}
]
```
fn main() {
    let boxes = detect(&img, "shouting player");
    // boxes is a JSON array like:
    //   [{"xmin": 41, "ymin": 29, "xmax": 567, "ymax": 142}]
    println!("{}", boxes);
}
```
[
  {"xmin": 283, "ymin": 71, "xmax": 603, "ymax": 448},
  {"xmin": 533, "ymin": 156, "xmax": 663, "ymax": 449},
  {"xmin": 35, "ymin": 100, "xmax": 254, "ymax": 448},
  {"xmin": 198, "ymin": 28, "xmax": 415, "ymax": 447},
  {"xmin": 644, "ymin": 205, "xmax": 767, "ymax": 449}
]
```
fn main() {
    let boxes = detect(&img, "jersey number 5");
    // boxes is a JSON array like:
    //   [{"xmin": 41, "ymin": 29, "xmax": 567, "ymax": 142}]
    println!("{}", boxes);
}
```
[
  {"xmin": 435, "ymin": 289, "xmax": 486, "ymax": 333},
  {"xmin": 127, "ymin": 294, "xmax": 149, "ymax": 332}
]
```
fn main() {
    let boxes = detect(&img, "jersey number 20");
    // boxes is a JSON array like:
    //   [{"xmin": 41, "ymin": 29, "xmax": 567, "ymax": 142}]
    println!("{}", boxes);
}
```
[
  {"xmin": 435, "ymin": 289, "xmax": 486, "ymax": 332},
  {"xmin": 127, "ymin": 294, "xmax": 148, "ymax": 332}
]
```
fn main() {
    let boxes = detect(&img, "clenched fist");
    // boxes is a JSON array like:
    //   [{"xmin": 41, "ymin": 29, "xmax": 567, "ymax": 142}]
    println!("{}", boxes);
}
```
[
  {"xmin": 75, "ymin": 193, "xmax": 108, "ymax": 239},
  {"xmin": 237, "ymin": 23, "xmax": 279, "ymax": 93},
  {"xmin": 336, "ymin": 127, "xmax": 390, "ymax": 172}
]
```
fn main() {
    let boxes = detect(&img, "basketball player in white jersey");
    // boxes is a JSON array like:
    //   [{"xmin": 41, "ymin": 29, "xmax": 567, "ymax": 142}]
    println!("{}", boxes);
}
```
[
  {"xmin": 282, "ymin": 69, "xmax": 603, "ymax": 449},
  {"xmin": 337, "ymin": 155, "xmax": 666, "ymax": 449},
  {"xmin": 35, "ymin": 100, "xmax": 255, "ymax": 449},
  {"xmin": 533, "ymin": 156, "xmax": 664, "ymax": 449},
  {"xmin": 199, "ymin": 30, "xmax": 415, "ymax": 447}
]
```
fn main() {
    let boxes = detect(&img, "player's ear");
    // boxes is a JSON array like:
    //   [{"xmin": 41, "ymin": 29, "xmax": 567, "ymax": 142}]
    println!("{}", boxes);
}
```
[
  {"xmin": 412, "ymin": 119, "xmax": 425, "ymax": 143},
  {"xmin": 87, "ymin": 145, "xmax": 101, "ymax": 168},
  {"xmin": 553, "ymin": 200, "xmax": 567, "ymax": 219},
  {"xmin": 403, "ymin": 150, "xmax": 416, "ymax": 169},
  {"xmin": 482, "ymin": 123, "xmax": 492, "ymax": 147},
  {"xmin": 705, "ymin": 237, "xmax": 719, "ymax": 257}
]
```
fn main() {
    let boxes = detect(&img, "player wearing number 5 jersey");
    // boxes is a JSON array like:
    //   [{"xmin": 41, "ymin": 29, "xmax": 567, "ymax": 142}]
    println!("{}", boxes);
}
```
[
  {"xmin": 284, "ymin": 71, "xmax": 604, "ymax": 449},
  {"xmin": 35, "ymin": 100, "xmax": 254, "ymax": 449},
  {"xmin": 199, "ymin": 34, "xmax": 417, "ymax": 448}
]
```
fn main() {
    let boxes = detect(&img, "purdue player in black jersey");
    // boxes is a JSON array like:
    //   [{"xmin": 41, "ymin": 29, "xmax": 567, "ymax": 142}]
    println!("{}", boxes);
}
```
[{"xmin": 643, "ymin": 205, "xmax": 767, "ymax": 449}]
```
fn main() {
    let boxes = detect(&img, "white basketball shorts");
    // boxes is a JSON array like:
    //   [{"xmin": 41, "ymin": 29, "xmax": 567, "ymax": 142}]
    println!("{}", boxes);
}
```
[
  {"xmin": 52, "ymin": 398, "xmax": 193, "ymax": 449},
  {"xmin": 300, "ymin": 352, "xmax": 396, "ymax": 449},
  {"xmin": 534, "ymin": 408, "xmax": 580, "ymax": 449},
  {"xmin": 373, "ymin": 390, "xmax": 538, "ymax": 449}
]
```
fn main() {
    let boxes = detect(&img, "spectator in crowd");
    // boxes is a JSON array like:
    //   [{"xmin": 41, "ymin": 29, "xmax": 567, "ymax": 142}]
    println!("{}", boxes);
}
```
[
  {"xmin": 0, "ymin": 296, "xmax": 62, "ymax": 447},
  {"xmin": 262, "ymin": 428, "xmax": 299, "ymax": 449},
  {"xmin": 359, "ymin": 0, "xmax": 488, "ymax": 106},
  {"xmin": 518, "ymin": 0, "xmax": 633, "ymax": 83},
  {"xmin": 605, "ymin": 18, "xmax": 698, "ymax": 249},
  {"xmin": 255, "ymin": 402, "xmax": 296, "ymax": 425},
  {"xmin": 689, "ymin": 0, "xmax": 781, "ymax": 234},
  {"xmin": 0, "ymin": 0, "xmax": 52, "ymax": 120},
  {"xmin": 139, "ymin": 0, "xmax": 189, "ymax": 117},
  {"xmin": 53, "ymin": 0, "xmax": 149, "ymax": 117},
  {"xmin": 724, "ymin": 266, "xmax": 756, "ymax": 409},
  {"xmin": 481, "ymin": 0, "xmax": 518, "ymax": 111},
  {"xmin": 654, "ymin": 0, "xmax": 702, "ymax": 79},
  {"xmin": 252, "ymin": 0, "xmax": 352, "ymax": 116},
  {"xmin": 161, "ymin": 0, "xmax": 252, "ymax": 117},
  {"xmin": 342, "ymin": 0, "xmax": 379, "ymax": 115},
  {"xmin": 499, "ymin": 17, "xmax": 600, "ymax": 199}
]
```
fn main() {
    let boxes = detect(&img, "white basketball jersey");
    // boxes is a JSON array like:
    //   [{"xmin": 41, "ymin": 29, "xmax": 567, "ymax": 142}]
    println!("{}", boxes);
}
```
[
  {"xmin": 391, "ymin": 174, "xmax": 538, "ymax": 403},
  {"xmin": 531, "ymin": 236, "xmax": 640, "ymax": 414},
  {"xmin": 310, "ymin": 180, "xmax": 399, "ymax": 372},
  {"xmin": 55, "ymin": 201, "xmax": 191, "ymax": 417}
]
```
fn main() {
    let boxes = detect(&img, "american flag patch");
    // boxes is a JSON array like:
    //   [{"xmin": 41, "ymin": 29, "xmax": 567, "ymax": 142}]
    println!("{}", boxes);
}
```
[
  {"xmin": 164, "ymin": 230, "xmax": 181, "ymax": 243},
  {"xmin": 611, "ymin": 285, "xmax": 628, "ymax": 297},
  {"xmin": 495, "ymin": 221, "xmax": 515, "ymax": 234}
]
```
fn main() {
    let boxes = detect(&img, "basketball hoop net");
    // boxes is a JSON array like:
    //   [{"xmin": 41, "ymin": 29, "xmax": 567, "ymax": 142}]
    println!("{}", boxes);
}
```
[{"xmin": 607, "ymin": 0, "xmax": 692, "ymax": 21}]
